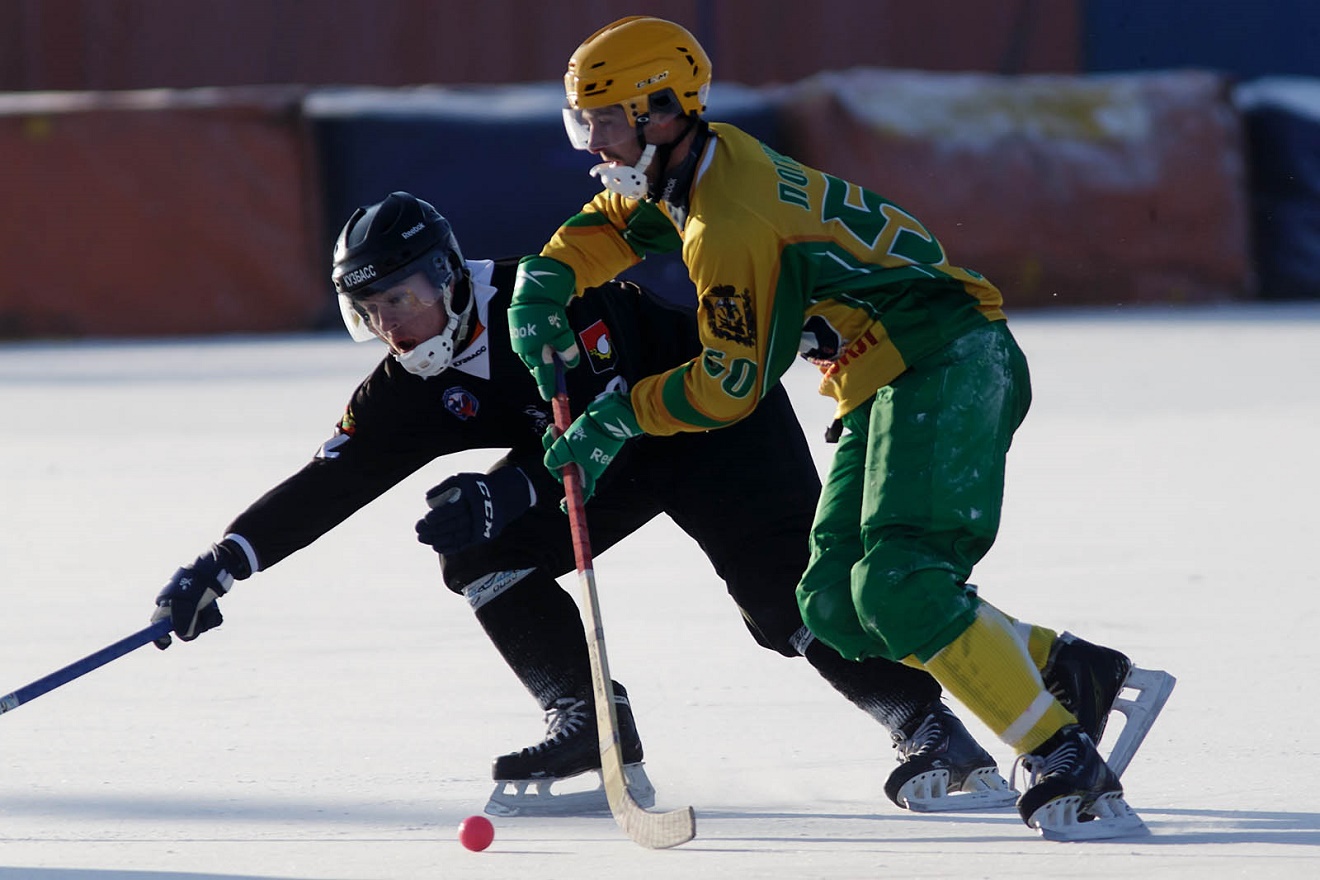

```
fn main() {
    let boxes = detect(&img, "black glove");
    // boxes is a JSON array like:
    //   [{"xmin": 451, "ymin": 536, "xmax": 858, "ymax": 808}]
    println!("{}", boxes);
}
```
[
  {"xmin": 152, "ymin": 539, "xmax": 252, "ymax": 649},
  {"xmin": 415, "ymin": 467, "xmax": 534, "ymax": 555}
]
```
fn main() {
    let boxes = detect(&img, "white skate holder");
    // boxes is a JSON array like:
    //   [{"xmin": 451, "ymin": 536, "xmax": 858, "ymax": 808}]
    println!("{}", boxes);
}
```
[
  {"xmin": 897, "ymin": 765, "xmax": 1019, "ymax": 813},
  {"xmin": 485, "ymin": 763, "xmax": 657, "ymax": 818},
  {"xmin": 1102, "ymin": 667, "xmax": 1177, "ymax": 777}
]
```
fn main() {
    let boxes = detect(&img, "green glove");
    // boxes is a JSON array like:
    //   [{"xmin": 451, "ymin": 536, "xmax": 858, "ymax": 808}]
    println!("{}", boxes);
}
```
[
  {"xmin": 509, "ymin": 256, "xmax": 580, "ymax": 400},
  {"xmin": 543, "ymin": 391, "xmax": 643, "ymax": 501}
]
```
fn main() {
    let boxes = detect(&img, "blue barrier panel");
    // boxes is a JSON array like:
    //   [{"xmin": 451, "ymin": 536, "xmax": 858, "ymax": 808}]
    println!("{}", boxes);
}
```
[
  {"xmin": 1084, "ymin": 0, "xmax": 1320, "ymax": 79},
  {"xmin": 305, "ymin": 83, "xmax": 782, "ymax": 312},
  {"xmin": 1237, "ymin": 79, "xmax": 1320, "ymax": 299}
]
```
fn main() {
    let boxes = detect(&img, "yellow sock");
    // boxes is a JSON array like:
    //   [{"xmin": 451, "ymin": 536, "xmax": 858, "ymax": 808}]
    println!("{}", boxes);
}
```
[
  {"xmin": 1025, "ymin": 623, "xmax": 1059, "ymax": 670},
  {"xmin": 922, "ymin": 604, "xmax": 1075, "ymax": 754},
  {"xmin": 994, "ymin": 606, "xmax": 1059, "ymax": 671}
]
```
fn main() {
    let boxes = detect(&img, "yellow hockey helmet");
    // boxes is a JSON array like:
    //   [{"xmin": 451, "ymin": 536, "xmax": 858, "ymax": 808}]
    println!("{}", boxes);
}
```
[{"xmin": 564, "ymin": 16, "xmax": 711, "ymax": 126}]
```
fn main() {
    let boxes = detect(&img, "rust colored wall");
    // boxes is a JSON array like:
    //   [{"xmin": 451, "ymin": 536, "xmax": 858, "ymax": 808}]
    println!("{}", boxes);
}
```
[
  {"xmin": 0, "ymin": 87, "xmax": 324, "ymax": 338},
  {"xmin": 0, "ymin": 0, "xmax": 1080, "ymax": 92},
  {"xmin": 777, "ymin": 69, "xmax": 1255, "ymax": 307},
  {"xmin": 0, "ymin": 1, "xmax": 1257, "ymax": 341}
]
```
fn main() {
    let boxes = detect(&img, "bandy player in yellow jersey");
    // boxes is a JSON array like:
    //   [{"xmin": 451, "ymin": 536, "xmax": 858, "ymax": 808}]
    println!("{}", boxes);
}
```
[{"xmin": 508, "ymin": 16, "xmax": 1174, "ymax": 840}]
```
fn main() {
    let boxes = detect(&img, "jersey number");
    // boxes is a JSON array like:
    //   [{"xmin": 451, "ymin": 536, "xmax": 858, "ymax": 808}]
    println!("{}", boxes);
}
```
[
  {"xmin": 821, "ymin": 174, "xmax": 945, "ymax": 266},
  {"xmin": 701, "ymin": 349, "xmax": 756, "ymax": 399}
]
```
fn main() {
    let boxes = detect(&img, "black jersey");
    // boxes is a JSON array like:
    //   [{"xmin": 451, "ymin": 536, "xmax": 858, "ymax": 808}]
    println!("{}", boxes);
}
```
[{"xmin": 226, "ymin": 257, "xmax": 702, "ymax": 571}]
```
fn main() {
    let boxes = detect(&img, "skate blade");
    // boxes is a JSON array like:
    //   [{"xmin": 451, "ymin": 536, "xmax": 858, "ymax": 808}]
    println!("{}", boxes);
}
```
[
  {"xmin": 1029, "ymin": 792, "xmax": 1149, "ymax": 841},
  {"xmin": 1104, "ymin": 667, "xmax": 1176, "ymax": 777},
  {"xmin": 484, "ymin": 762, "xmax": 656, "ymax": 818},
  {"xmin": 899, "ymin": 767, "xmax": 1019, "ymax": 813}
]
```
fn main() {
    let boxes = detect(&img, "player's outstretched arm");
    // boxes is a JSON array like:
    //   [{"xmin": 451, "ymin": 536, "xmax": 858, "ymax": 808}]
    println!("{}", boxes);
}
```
[{"xmin": 150, "ymin": 538, "xmax": 253, "ymax": 649}]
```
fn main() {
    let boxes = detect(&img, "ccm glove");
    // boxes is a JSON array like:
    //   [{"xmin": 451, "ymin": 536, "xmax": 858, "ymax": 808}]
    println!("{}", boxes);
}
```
[
  {"xmin": 152, "ymin": 538, "xmax": 252, "ymax": 649},
  {"xmin": 542, "ymin": 391, "xmax": 643, "ymax": 501},
  {"xmin": 508, "ymin": 256, "xmax": 580, "ymax": 400},
  {"xmin": 416, "ymin": 467, "xmax": 535, "ymax": 555}
]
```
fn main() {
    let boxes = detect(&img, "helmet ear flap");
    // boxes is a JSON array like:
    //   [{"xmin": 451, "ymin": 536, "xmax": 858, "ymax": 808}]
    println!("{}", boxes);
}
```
[
  {"xmin": 433, "ymin": 239, "xmax": 472, "ymax": 319},
  {"xmin": 645, "ymin": 88, "xmax": 682, "ymax": 119},
  {"xmin": 449, "ymin": 271, "xmax": 473, "ymax": 319}
]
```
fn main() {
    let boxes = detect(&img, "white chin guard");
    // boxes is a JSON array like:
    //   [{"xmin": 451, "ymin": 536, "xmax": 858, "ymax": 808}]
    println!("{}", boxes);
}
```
[
  {"xmin": 589, "ymin": 145, "xmax": 656, "ymax": 199},
  {"xmin": 395, "ymin": 334, "xmax": 454, "ymax": 378}
]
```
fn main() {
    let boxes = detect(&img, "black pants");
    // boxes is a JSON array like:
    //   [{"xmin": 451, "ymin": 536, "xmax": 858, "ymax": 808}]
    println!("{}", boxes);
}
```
[
  {"xmin": 443, "ymin": 382, "xmax": 821, "ymax": 657},
  {"xmin": 443, "ymin": 382, "xmax": 943, "ymax": 728}
]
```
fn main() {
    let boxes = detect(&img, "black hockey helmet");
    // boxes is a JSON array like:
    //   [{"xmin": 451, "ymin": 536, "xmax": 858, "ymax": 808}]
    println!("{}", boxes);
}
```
[
  {"xmin": 331, "ymin": 191, "xmax": 468, "ymax": 298},
  {"xmin": 331, "ymin": 192, "xmax": 476, "ymax": 376}
]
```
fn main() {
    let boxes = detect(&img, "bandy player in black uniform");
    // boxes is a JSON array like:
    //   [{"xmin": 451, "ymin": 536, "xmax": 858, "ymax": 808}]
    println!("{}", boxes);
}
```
[{"xmin": 149, "ymin": 191, "xmax": 1120, "ymax": 816}]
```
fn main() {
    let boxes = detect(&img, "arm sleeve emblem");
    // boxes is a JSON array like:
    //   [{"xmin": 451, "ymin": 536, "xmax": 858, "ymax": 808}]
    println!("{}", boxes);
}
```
[{"xmin": 705, "ymin": 285, "xmax": 757, "ymax": 347}]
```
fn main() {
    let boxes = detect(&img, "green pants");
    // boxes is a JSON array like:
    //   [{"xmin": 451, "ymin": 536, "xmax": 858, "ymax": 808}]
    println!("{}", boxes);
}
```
[{"xmin": 796, "ymin": 321, "xmax": 1032, "ymax": 663}]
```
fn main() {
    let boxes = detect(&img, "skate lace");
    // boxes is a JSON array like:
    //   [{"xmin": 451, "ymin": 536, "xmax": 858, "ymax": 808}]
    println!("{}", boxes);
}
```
[
  {"xmin": 1012, "ymin": 738, "xmax": 1079, "ymax": 790},
  {"xmin": 892, "ymin": 711, "xmax": 944, "ymax": 760},
  {"xmin": 523, "ymin": 697, "xmax": 590, "ymax": 756},
  {"xmin": 1045, "ymin": 679, "xmax": 1073, "ymax": 711}
]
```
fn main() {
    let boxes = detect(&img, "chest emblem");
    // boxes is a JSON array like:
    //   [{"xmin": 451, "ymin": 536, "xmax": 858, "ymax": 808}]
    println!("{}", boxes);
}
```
[
  {"xmin": 578, "ymin": 320, "xmax": 617, "ymax": 374},
  {"xmin": 443, "ymin": 386, "xmax": 480, "ymax": 421}
]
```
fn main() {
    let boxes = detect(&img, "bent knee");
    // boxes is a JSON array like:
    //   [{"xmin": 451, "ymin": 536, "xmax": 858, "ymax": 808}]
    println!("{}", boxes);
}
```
[
  {"xmin": 798, "ymin": 582, "xmax": 867, "ymax": 643},
  {"xmin": 853, "ymin": 565, "xmax": 978, "ymax": 659}
]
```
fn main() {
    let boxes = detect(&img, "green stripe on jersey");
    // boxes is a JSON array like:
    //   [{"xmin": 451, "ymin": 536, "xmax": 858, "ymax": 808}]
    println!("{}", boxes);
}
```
[{"xmin": 661, "ymin": 365, "xmax": 728, "ymax": 429}]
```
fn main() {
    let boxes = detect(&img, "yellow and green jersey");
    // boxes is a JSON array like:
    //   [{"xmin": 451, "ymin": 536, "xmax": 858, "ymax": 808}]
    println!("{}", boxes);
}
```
[{"xmin": 539, "ymin": 122, "xmax": 1006, "ymax": 436}]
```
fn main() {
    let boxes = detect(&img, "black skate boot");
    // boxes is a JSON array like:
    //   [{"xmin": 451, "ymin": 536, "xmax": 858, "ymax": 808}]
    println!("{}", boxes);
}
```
[
  {"xmin": 1040, "ymin": 632, "xmax": 1176, "ymax": 778},
  {"xmin": 492, "ymin": 681, "xmax": 644, "ymax": 779},
  {"xmin": 1015, "ymin": 724, "xmax": 1146, "ymax": 840},
  {"xmin": 883, "ymin": 700, "xmax": 1017, "ymax": 812},
  {"xmin": 1040, "ymin": 632, "xmax": 1133, "ymax": 743},
  {"xmin": 485, "ymin": 682, "xmax": 653, "ymax": 817}
]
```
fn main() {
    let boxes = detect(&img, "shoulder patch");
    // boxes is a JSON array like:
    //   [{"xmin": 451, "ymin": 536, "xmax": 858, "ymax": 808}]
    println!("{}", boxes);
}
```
[
  {"xmin": 316, "ymin": 432, "xmax": 351, "ymax": 460},
  {"xmin": 705, "ymin": 285, "xmax": 756, "ymax": 347}
]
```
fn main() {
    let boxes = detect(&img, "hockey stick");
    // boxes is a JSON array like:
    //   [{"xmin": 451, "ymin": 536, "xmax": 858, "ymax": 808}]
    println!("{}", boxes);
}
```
[
  {"xmin": 551, "ymin": 359, "xmax": 696, "ymax": 849},
  {"xmin": 0, "ymin": 619, "xmax": 171, "ymax": 716}
]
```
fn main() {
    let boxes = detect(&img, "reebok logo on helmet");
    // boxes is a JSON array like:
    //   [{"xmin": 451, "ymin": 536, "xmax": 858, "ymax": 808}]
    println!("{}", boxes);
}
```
[{"xmin": 400, "ymin": 222, "xmax": 426, "ymax": 239}]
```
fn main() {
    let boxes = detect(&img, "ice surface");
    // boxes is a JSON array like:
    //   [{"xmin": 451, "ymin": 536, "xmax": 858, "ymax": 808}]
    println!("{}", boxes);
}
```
[{"xmin": 3, "ymin": 302, "xmax": 1320, "ymax": 878}]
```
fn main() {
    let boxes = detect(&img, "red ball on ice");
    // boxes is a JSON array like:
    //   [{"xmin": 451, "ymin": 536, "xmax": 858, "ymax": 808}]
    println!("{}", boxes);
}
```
[{"xmin": 458, "ymin": 815, "xmax": 495, "ymax": 851}]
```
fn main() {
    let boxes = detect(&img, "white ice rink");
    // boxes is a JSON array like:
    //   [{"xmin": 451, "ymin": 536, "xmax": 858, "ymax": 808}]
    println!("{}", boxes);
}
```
[{"xmin": 3, "ymin": 302, "xmax": 1320, "ymax": 878}]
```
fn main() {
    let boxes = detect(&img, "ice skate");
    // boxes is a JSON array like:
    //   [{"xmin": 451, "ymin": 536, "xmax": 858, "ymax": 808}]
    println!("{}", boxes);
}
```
[
  {"xmin": 884, "ymin": 700, "xmax": 1018, "ymax": 812},
  {"xmin": 484, "ymin": 681, "xmax": 654, "ymax": 817},
  {"xmin": 1016, "ymin": 724, "xmax": 1147, "ymax": 841},
  {"xmin": 1042, "ymin": 632, "xmax": 1176, "ymax": 776}
]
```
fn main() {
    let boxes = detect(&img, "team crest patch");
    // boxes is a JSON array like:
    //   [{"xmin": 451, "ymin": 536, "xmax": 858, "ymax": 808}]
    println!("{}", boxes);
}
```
[
  {"xmin": 443, "ymin": 386, "xmax": 480, "ymax": 420},
  {"xmin": 577, "ymin": 320, "xmax": 617, "ymax": 374},
  {"xmin": 706, "ymin": 285, "xmax": 756, "ymax": 347}
]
